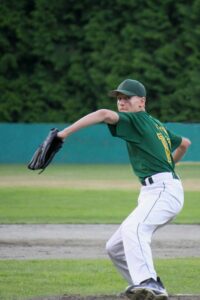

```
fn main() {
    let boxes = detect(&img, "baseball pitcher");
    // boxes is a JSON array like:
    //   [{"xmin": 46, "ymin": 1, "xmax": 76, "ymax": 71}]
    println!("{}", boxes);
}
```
[{"xmin": 56, "ymin": 79, "xmax": 191, "ymax": 300}]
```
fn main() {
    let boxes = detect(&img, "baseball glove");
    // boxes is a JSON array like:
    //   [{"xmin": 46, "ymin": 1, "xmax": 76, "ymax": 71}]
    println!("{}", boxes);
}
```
[{"xmin": 28, "ymin": 128, "xmax": 63, "ymax": 173}]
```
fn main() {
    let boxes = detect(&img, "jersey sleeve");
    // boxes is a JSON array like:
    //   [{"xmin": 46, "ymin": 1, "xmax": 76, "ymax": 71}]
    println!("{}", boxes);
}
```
[
  {"xmin": 107, "ymin": 112, "xmax": 143, "ymax": 143},
  {"xmin": 167, "ymin": 129, "xmax": 182, "ymax": 152}
]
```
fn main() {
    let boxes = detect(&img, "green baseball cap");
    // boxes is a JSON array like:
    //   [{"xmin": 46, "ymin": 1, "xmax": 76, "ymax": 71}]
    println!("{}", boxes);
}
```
[{"xmin": 109, "ymin": 79, "xmax": 146, "ymax": 97}]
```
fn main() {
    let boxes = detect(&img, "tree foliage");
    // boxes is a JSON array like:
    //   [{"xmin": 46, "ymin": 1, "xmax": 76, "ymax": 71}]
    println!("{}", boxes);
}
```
[{"xmin": 0, "ymin": 0, "xmax": 200, "ymax": 122}]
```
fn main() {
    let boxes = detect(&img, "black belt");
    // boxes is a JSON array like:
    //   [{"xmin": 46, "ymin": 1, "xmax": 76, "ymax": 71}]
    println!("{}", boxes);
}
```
[{"xmin": 141, "ymin": 173, "xmax": 179, "ymax": 186}]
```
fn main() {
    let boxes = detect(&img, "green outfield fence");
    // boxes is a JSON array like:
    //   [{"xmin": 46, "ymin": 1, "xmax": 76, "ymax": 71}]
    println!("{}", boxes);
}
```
[{"xmin": 0, "ymin": 123, "xmax": 199, "ymax": 163}]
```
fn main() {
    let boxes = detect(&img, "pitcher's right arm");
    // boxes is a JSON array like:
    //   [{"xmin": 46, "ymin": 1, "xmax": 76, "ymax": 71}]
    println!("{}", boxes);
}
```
[{"xmin": 57, "ymin": 109, "xmax": 119, "ymax": 140}]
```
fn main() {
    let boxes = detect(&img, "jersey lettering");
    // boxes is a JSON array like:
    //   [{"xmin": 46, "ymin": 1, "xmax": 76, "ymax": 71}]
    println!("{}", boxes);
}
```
[{"xmin": 157, "ymin": 132, "xmax": 172, "ymax": 164}]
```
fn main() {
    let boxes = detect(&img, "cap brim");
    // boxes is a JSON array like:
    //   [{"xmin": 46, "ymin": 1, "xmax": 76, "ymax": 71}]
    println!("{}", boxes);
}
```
[{"xmin": 109, "ymin": 89, "xmax": 137, "ymax": 97}]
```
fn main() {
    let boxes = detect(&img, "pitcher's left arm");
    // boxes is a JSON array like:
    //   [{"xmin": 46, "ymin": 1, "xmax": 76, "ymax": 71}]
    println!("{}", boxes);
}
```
[{"xmin": 173, "ymin": 137, "xmax": 191, "ymax": 163}]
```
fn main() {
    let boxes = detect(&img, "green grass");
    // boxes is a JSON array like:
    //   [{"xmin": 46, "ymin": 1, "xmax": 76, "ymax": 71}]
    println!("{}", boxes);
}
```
[
  {"xmin": 0, "ymin": 162, "xmax": 199, "ymax": 183},
  {"xmin": 0, "ymin": 187, "xmax": 199, "ymax": 224},
  {"xmin": 0, "ymin": 163, "xmax": 135, "ymax": 182},
  {"xmin": 0, "ymin": 188, "xmax": 137, "ymax": 224},
  {"xmin": 175, "ymin": 162, "xmax": 200, "ymax": 179},
  {"xmin": 0, "ymin": 258, "xmax": 199, "ymax": 300},
  {"xmin": 0, "ymin": 164, "xmax": 199, "ymax": 299}
]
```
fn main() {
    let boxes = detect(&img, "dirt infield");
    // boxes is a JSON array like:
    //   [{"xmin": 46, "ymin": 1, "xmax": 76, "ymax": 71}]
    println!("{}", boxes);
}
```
[
  {"xmin": 1, "ymin": 224, "xmax": 199, "ymax": 299},
  {"xmin": 0, "ymin": 224, "xmax": 199, "ymax": 259},
  {"xmin": 0, "ymin": 176, "xmax": 200, "ymax": 191}
]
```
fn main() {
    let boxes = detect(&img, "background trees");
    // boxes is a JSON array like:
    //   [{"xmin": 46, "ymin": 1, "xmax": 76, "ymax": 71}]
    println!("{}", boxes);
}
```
[{"xmin": 1, "ymin": 0, "xmax": 200, "ymax": 123}]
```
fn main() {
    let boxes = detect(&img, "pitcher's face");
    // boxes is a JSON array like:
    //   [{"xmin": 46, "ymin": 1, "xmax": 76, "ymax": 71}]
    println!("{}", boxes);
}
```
[{"xmin": 117, "ymin": 94, "xmax": 146, "ymax": 112}]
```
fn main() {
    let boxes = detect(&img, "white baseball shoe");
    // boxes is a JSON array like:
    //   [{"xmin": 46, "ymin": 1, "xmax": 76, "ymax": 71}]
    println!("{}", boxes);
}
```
[{"xmin": 125, "ymin": 277, "xmax": 168, "ymax": 300}]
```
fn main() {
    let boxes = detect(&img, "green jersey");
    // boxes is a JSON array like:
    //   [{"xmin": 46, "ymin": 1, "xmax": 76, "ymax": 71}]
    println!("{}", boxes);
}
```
[{"xmin": 108, "ymin": 111, "xmax": 182, "ymax": 182}]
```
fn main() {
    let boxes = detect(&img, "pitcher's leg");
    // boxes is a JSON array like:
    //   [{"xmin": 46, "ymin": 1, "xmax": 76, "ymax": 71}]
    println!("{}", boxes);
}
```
[
  {"xmin": 121, "ymin": 181, "xmax": 184, "ymax": 285},
  {"xmin": 106, "ymin": 226, "xmax": 132, "ymax": 285},
  {"xmin": 121, "ymin": 219, "xmax": 156, "ymax": 285}
]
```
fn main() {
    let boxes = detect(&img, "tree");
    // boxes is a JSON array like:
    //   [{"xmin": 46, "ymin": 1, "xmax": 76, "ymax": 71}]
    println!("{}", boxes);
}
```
[{"xmin": 0, "ymin": 0, "xmax": 200, "ymax": 122}]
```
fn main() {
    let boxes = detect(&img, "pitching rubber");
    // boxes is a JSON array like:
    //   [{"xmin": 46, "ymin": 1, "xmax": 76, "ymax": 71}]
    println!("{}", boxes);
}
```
[{"xmin": 126, "ymin": 288, "xmax": 168, "ymax": 300}]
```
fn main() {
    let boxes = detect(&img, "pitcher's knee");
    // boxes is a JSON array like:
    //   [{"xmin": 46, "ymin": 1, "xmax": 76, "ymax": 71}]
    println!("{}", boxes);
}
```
[{"xmin": 105, "ymin": 240, "xmax": 114, "ymax": 258}]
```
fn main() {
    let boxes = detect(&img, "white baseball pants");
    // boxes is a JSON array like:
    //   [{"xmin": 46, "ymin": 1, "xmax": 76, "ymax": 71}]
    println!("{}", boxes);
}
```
[{"xmin": 106, "ymin": 172, "xmax": 184, "ymax": 285}]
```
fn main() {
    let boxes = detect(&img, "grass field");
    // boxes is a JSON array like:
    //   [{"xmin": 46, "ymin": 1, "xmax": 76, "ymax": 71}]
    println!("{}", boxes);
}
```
[
  {"xmin": 0, "ymin": 188, "xmax": 199, "ymax": 224},
  {"xmin": 0, "ymin": 163, "xmax": 199, "ymax": 224},
  {"xmin": 0, "ymin": 258, "xmax": 199, "ymax": 300},
  {"xmin": 0, "ymin": 163, "xmax": 199, "ymax": 299},
  {"xmin": 0, "ymin": 163, "xmax": 200, "ymax": 190}
]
